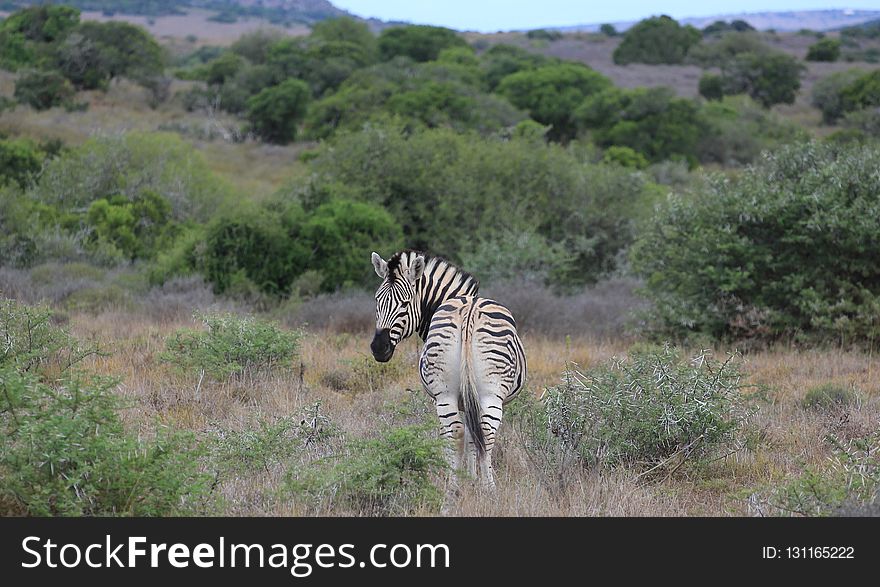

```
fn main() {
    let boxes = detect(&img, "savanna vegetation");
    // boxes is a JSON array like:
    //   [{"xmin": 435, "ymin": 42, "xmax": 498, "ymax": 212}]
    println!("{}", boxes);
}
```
[{"xmin": 1, "ymin": 5, "xmax": 879, "ymax": 517}]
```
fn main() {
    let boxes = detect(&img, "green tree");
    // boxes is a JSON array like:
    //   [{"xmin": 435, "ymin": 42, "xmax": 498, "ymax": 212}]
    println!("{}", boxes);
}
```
[
  {"xmin": 575, "ymin": 87, "xmax": 705, "ymax": 165},
  {"xmin": 246, "ymin": 79, "xmax": 311, "ymax": 144},
  {"xmin": 479, "ymin": 44, "xmax": 556, "ymax": 90},
  {"xmin": 13, "ymin": 69, "xmax": 74, "ymax": 110},
  {"xmin": 839, "ymin": 70, "xmax": 880, "ymax": 114},
  {"xmin": 613, "ymin": 15, "xmax": 702, "ymax": 65},
  {"xmin": 496, "ymin": 63, "xmax": 611, "ymax": 141},
  {"xmin": 310, "ymin": 16, "xmax": 377, "ymax": 60},
  {"xmin": 56, "ymin": 21, "xmax": 166, "ymax": 89},
  {"xmin": 720, "ymin": 51, "xmax": 804, "ymax": 107},
  {"xmin": 632, "ymin": 141, "xmax": 880, "ymax": 343},
  {"xmin": 298, "ymin": 199, "xmax": 405, "ymax": 291},
  {"xmin": 599, "ymin": 24, "xmax": 617, "ymax": 37},
  {"xmin": 378, "ymin": 25, "xmax": 467, "ymax": 62},
  {"xmin": 0, "ymin": 5, "xmax": 80, "ymax": 70},
  {"xmin": 0, "ymin": 138, "xmax": 44, "ymax": 188},
  {"xmin": 698, "ymin": 73, "xmax": 724, "ymax": 101},
  {"xmin": 806, "ymin": 37, "xmax": 841, "ymax": 62},
  {"xmin": 811, "ymin": 69, "xmax": 866, "ymax": 124}
]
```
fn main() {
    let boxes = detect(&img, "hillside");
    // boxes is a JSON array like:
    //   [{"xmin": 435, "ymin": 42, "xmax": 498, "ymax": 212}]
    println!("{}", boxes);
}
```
[{"xmin": 556, "ymin": 9, "xmax": 880, "ymax": 33}]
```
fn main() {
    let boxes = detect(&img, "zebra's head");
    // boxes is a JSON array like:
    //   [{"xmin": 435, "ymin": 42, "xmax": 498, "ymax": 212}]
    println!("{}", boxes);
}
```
[{"xmin": 370, "ymin": 251, "xmax": 426, "ymax": 362}]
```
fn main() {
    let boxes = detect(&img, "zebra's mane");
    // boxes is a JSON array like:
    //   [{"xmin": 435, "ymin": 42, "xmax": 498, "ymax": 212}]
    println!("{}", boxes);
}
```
[{"xmin": 385, "ymin": 250, "xmax": 479, "ymax": 293}]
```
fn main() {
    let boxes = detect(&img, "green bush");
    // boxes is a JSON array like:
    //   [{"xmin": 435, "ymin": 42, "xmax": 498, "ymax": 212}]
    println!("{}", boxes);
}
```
[
  {"xmin": 305, "ymin": 58, "xmax": 525, "ymax": 139},
  {"xmin": 304, "ymin": 123, "xmax": 660, "ymax": 286},
  {"xmin": 14, "ymin": 69, "xmax": 75, "ymax": 110},
  {"xmin": 686, "ymin": 31, "xmax": 770, "ymax": 67},
  {"xmin": 542, "ymin": 345, "xmax": 751, "ymax": 470},
  {"xmin": 767, "ymin": 432, "xmax": 879, "ymax": 516},
  {"xmin": 162, "ymin": 311, "xmax": 302, "ymax": 381},
  {"xmin": 0, "ymin": 367, "xmax": 211, "ymax": 516},
  {"xmin": 601, "ymin": 145, "xmax": 649, "ymax": 169},
  {"xmin": 698, "ymin": 73, "xmax": 724, "ymax": 101},
  {"xmin": 613, "ymin": 15, "xmax": 702, "ymax": 65},
  {"xmin": 33, "ymin": 132, "xmax": 231, "ymax": 223},
  {"xmin": 697, "ymin": 95, "xmax": 806, "ymax": 167},
  {"xmin": 246, "ymin": 78, "xmax": 310, "ymax": 144},
  {"xmin": 296, "ymin": 199, "xmax": 405, "ymax": 291},
  {"xmin": 719, "ymin": 51, "xmax": 804, "ymax": 107},
  {"xmin": 0, "ymin": 297, "xmax": 97, "ymax": 374},
  {"xmin": 57, "ymin": 20, "xmax": 166, "ymax": 89},
  {"xmin": 496, "ymin": 63, "xmax": 611, "ymax": 141},
  {"xmin": 0, "ymin": 137, "xmax": 44, "ymax": 188},
  {"xmin": 0, "ymin": 5, "xmax": 80, "ymax": 71},
  {"xmin": 479, "ymin": 44, "xmax": 556, "ymax": 90},
  {"xmin": 599, "ymin": 24, "xmax": 617, "ymax": 37},
  {"xmin": 811, "ymin": 69, "xmax": 866, "ymax": 124},
  {"xmin": 632, "ymin": 141, "xmax": 880, "ymax": 343},
  {"xmin": 806, "ymin": 38, "xmax": 841, "ymax": 62},
  {"xmin": 526, "ymin": 29, "xmax": 563, "ymax": 41},
  {"xmin": 286, "ymin": 424, "xmax": 448, "ymax": 515},
  {"xmin": 839, "ymin": 70, "xmax": 880, "ymax": 114},
  {"xmin": 575, "ymin": 86, "xmax": 704, "ymax": 166},
  {"xmin": 377, "ymin": 25, "xmax": 467, "ymax": 62},
  {"xmin": 801, "ymin": 384, "xmax": 858, "ymax": 411},
  {"xmin": 211, "ymin": 405, "xmax": 339, "ymax": 475}
]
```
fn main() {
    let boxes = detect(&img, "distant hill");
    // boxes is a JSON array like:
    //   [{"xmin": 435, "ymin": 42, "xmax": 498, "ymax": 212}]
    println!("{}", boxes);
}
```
[
  {"xmin": 0, "ymin": 1, "xmax": 350, "ymax": 24},
  {"xmin": 555, "ymin": 9, "xmax": 880, "ymax": 33}
]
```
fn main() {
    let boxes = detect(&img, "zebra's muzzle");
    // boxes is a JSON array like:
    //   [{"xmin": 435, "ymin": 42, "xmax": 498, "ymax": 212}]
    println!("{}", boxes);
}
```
[{"xmin": 370, "ymin": 329, "xmax": 394, "ymax": 362}]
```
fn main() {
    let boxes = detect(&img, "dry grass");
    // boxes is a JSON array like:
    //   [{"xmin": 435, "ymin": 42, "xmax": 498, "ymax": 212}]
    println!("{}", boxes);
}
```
[{"xmin": 53, "ymin": 300, "xmax": 880, "ymax": 517}]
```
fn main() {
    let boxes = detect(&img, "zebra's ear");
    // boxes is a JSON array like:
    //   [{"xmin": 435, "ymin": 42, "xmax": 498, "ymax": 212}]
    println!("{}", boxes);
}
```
[
  {"xmin": 371, "ymin": 252, "xmax": 387, "ymax": 278},
  {"xmin": 409, "ymin": 255, "xmax": 426, "ymax": 283}
]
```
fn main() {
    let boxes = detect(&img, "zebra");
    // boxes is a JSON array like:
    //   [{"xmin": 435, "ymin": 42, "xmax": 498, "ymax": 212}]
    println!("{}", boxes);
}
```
[{"xmin": 370, "ymin": 250, "xmax": 527, "ymax": 491}]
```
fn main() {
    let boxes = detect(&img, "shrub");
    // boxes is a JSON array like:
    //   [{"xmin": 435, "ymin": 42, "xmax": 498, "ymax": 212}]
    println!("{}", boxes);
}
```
[
  {"xmin": 378, "ymin": 25, "xmax": 467, "ymax": 62},
  {"xmin": 246, "ymin": 78, "xmax": 310, "ymax": 144},
  {"xmin": 162, "ymin": 311, "xmax": 302, "ymax": 381},
  {"xmin": 811, "ymin": 69, "xmax": 866, "ymax": 124},
  {"xmin": 296, "ymin": 199, "xmax": 405, "ymax": 291},
  {"xmin": 496, "ymin": 63, "xmax": 611, "ymax": 141},
  {"xmin": 601, "ymin": 145, "xmax": 649, "ymax": 169},
  {"xmin": 0, "ymin": 297, "xmax": 97, "ymax": 374},
  {"xmin": 719, "ymin": 51, "xmax": 804, "ymax": 108},
  {"xmin": 599, "ymin": 24, "xmax": 617, "ymax": 37},
  {"xmin": 542, "ymin": 345, "xmax": 751, "ymax": 470},
  {"xmin": 575, "ymin": 86, "xmax": 704, "ymax": 165},
  {"xmin": 697, "ymin": 95, "xmax": 806, "ymax": 167},
  {"xmin": 526, "ymin": 29, "xmax": 563, "ymax": 41},
  {"xmin": 58, "ymin": 20, "xmax": 166, "ymax": 89},
  {"xmin": 839, "ymin": 70, "xmax": 880, "ymax": 114},
  {"xmin": 305, "ymin": 59, "xmax": 525, "ymax": 139},
  {"xmin": 631, "ymin": 141, "xmax": 880, "ymax": 343},
  {"xmin": 0, "ymin": 368, "xmax": 211, "ymax": 516},
  {"xmin": 285, "ymin": 424, "xmax": 448, "ymax": 515},
  {"xmin": 806, "ymin": 38, "xmax": 841, "ymax": 62},
  {"xmin": 479, "ymin": 44, "xmax": 556, "ymax": 90},
  {"xmin": 613, "ymin": 15, "xmax": 702, "ymax": 65},
  {"xmin": 801, "ymin": 384, "xmax": 858, "ymax": 411},
  {"xmin": 33, "ymin": 132, "xmax": 231, "ymax": 223},
  {"xmin": 686, "ymin": 31, "xmax": 770, "ymax": 67},
  {"xmin": 305, "ymin": 123, "xmax": 660, "ymax": 286},
  {"xmin": 765, "ymin": 432, "xmax": 880, "ymax": 516},
  {"xmin": 211, "ymin": 404, "xmax": 339, "ymax": 475},
  {"xmin": 13, "ymin": 69, "xmax": 74, "ymax": 110},
  {"xmin": 0, "ymin": 137, "xmax": 44, "ymax": 188},
  {"xmin": 698, "ymin": 73, "xmax": 724, "ymax": 101}
]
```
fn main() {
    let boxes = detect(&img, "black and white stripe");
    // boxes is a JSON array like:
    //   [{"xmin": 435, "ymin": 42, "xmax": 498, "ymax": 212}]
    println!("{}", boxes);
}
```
[{"xmin": 371, "ymin": 250, "xmax": 527, "ymax": 491}]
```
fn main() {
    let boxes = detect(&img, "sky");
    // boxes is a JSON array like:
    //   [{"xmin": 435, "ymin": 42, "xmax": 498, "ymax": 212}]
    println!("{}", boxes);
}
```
[{"xmin": 332, "ymin": 1, "xmax": 880, "ymax": 32}]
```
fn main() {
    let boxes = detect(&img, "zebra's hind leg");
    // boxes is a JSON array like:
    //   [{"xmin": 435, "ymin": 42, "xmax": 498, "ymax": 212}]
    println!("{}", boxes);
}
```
[
  {"xmin": 478, "ymin": 393, "xmax": 504, "ymax": 491},
  {"xmin": 432, "ymin": 390, "xmax": 465, "ymax": 501}
]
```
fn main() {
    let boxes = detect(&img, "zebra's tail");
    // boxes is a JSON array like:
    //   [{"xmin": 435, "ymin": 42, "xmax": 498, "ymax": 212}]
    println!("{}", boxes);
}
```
[{"xmin": 460, "ymin": 333, "xmax": 485, "ymax": 458}]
